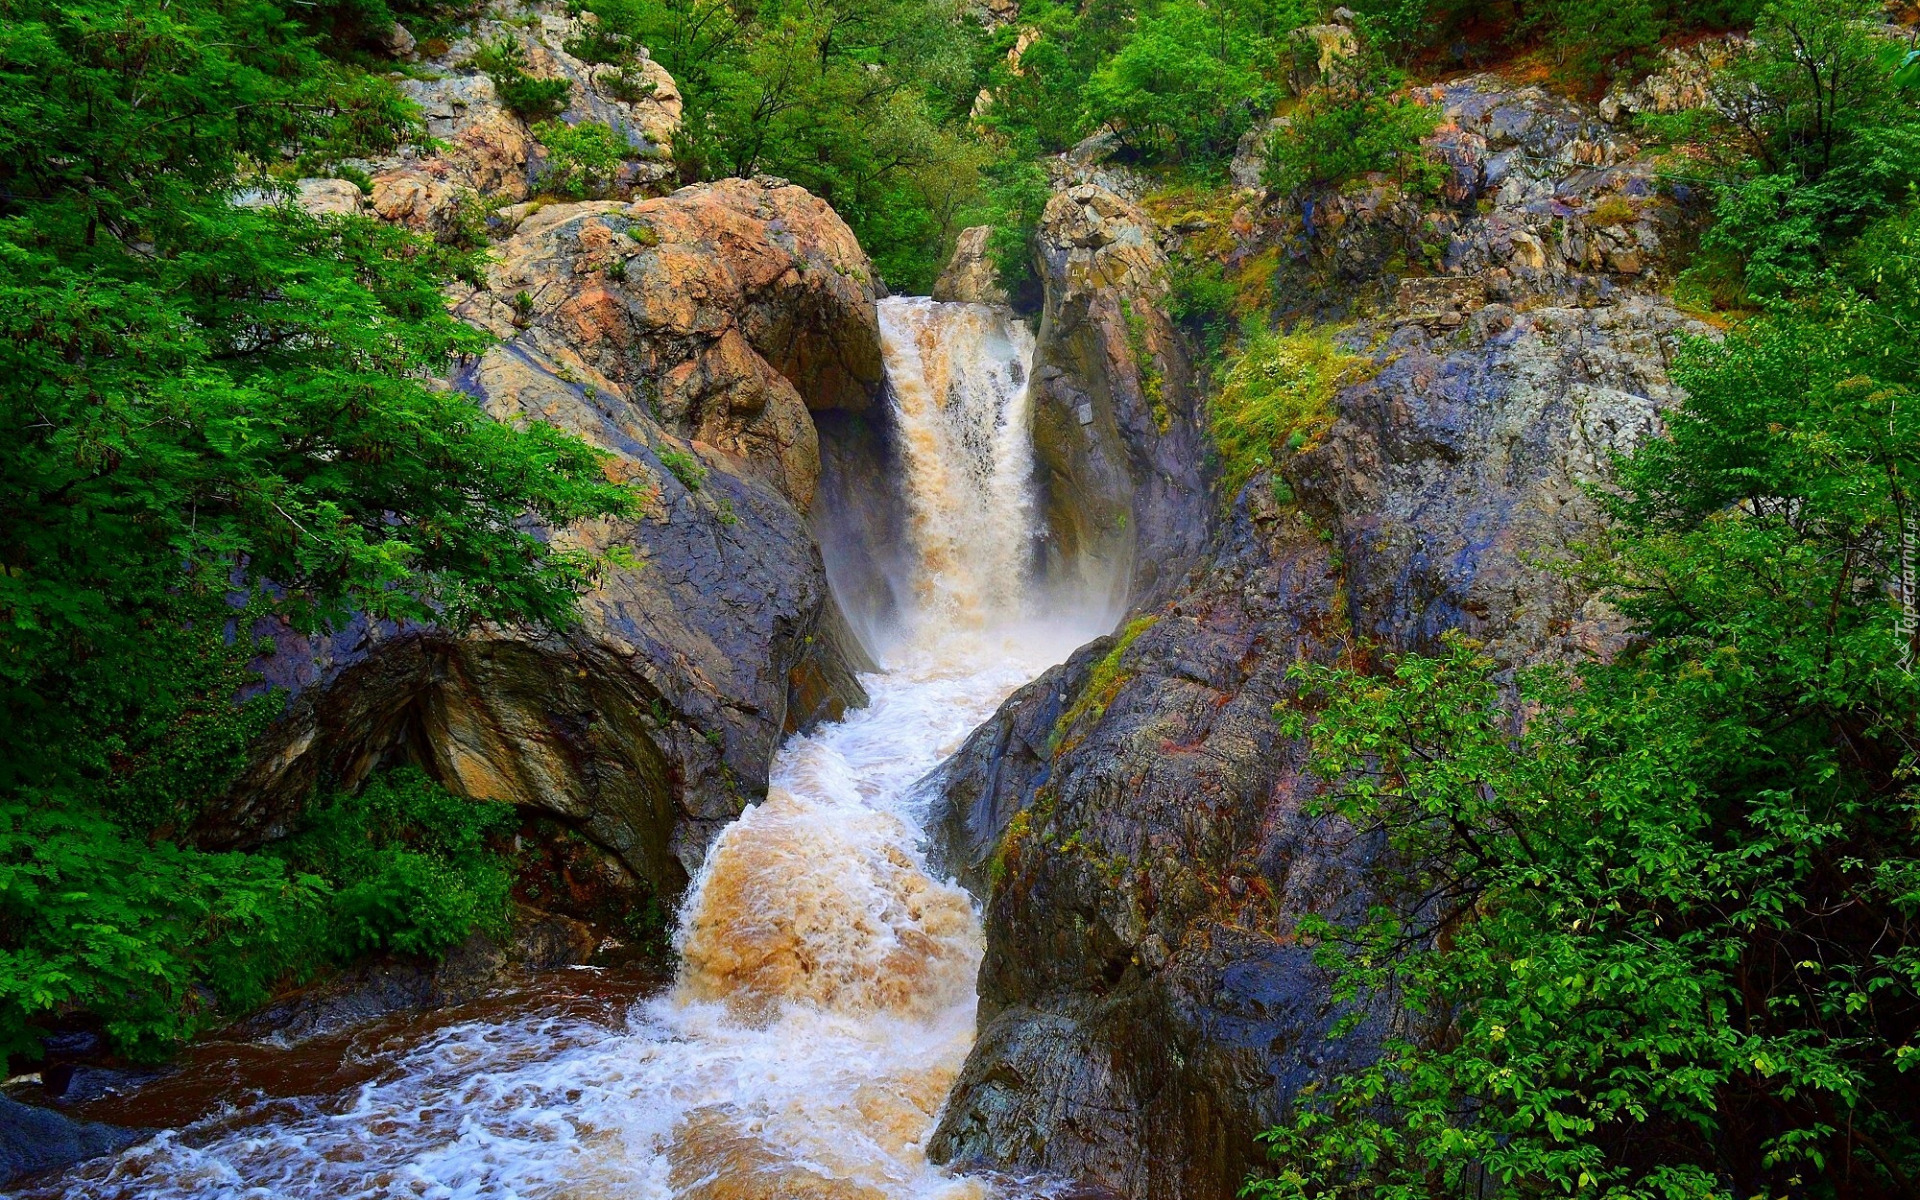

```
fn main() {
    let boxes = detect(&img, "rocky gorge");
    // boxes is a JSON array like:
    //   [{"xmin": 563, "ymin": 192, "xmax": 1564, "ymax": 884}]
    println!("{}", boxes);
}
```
[
  {"xmin": 924, "ymin": 57, "xmax": 1712, "ymax": 1200},
  {"xmin": 7, "ymin": 6, "xmax": 1734, "ymax": 1198}
]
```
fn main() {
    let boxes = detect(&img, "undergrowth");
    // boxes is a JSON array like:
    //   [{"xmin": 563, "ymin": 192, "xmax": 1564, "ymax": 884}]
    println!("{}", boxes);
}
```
[
  {"xmin": 1210, "ymin": 325, "xmax": 1372, "ymax": 501},
  {"xmin": 269, "ymin": 768, "xmax": 519, "ymax": 964},
  {"xmin": 1049, "ymin": 615, "xmax": 1161, "ymax": 754}
]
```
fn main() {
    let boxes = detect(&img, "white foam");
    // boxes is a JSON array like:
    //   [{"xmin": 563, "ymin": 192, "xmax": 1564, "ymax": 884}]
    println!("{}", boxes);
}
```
[{"xmin": 35, "ymin": 299, "xmax": 1105, "ymax": 1200}]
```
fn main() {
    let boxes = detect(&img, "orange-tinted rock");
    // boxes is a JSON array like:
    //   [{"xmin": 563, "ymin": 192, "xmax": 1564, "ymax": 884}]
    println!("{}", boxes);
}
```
[{"xmin": 209, "ymin": 180, "xmax": 882, "ymax": 902}]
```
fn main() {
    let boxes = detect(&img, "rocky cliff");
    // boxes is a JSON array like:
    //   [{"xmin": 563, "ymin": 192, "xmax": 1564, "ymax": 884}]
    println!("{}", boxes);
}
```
[
  {"xmin": 1026, "ymin": 183, "xmax": 1216, "ymax": 616},
  {"xmin": 929, "ymin": 70, "xmax": 1711, "ymax": 1199},
  {"xmin": 183, "ymin": 19, "xmax": 1721, "ymax": 1197},
  {"xmin": 199, "ymin": 21, "xmax": 895, "ymax": 911}
]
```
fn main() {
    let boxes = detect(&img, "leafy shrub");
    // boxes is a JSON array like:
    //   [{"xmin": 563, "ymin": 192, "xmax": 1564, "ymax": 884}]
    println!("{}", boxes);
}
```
[
  {"xmin": 1168, "ymin": 257, "xmax": 1240, "ymax": 364},
  {"xmin": 474, "ymin": 37, "xmax": 573, "ymax": 122},
  {"xmin": 562, "ymin": 22, "xmax": 633, "ymax": 64},
  {"xmin": 273, "ymin": 769, "xmax": 517, "ymax": 960},
  {"xmin": 1263, "ymin": 87, "xmax": 1442, "ymax": 198},
  {"xmin": 657, "ymin": 447, "xmax": 708, "ymax": 490},
  {"xmin": 1675, "ymin": 0, "xmax": 1920, "ymax": 305},
  {"xmin": 588, "ymin": 0, "xmax": 981, "ymax": 292},
  {"xmin": 332, "ymin": 163, "xmax": 374, "ymax": 194},
  {"xmin": 0, "ymin": 767, "xmax": 516, "ymax": 1062},
  {"xmin": 1209, "ymin": 325, "xmax": 1369, "ymax": 499},
  {"xmin": 1345, "ymin": 0, "xmax": 1764, "ymax": 75},
  {"xmin": 603, "ymin": 64, "xmax": 660, "ymax": 104},
  {"xmin": 533, "ymin": 119, "xmax": 628, "ymax": 199},
  {"xmin": 437, "ymin": 188, "xmax": 497, "ymax": 260},
  {"xmin": 0, "ymin": 798, "xmax": 325, "ymax": 1062}
]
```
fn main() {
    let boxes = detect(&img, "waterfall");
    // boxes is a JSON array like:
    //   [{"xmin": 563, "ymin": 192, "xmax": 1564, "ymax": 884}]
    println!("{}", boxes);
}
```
[
  {"xmin": 878, "ymin": 297, "xmax": 1039, "ymax": 635},
  {"xmin": 34, "ymin": 298, "xmax": 1101, "ymax": 1200}
]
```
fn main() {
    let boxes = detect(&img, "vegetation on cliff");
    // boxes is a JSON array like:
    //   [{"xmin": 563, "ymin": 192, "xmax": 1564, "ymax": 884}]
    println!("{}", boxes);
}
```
[
  {"xmin": 3, "ymin": 9, "xmax": 1917, "ymax": 1199},
  {"xmin": 1252, "ymin": 4, "xmax": 1920, "ymax": 1197},
  {"xmin": 573, "ymin": 0, "xmax": 1777, "ymax": 291},
  {"xmin": 0, "ymin": 0, "xmax": 631, "ymax": 1060}
]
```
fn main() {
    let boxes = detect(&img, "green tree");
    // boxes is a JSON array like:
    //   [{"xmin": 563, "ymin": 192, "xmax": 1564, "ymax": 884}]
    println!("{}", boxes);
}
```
[
  {"xmin": 1686, "ymin": 0, "xmax": 1920, "ymax": 302},
  {"xmin": 1082, "ymin": 1, "xmax": 1278, "ymax": 161},
  {"xmin": 1250, "ymin": 184, "xmax": 1920, "ymax": 1200},
  {"xmin": 1262, "ymin": 78, "xmax": 1442, "ymax": 197},
  {"xmin": 591, "ymin": 0, "xmax": 983, "ymax": 291},
  {"xmin": 0, "ymin": 0, "xmax": 632, "ymax": 1059}
]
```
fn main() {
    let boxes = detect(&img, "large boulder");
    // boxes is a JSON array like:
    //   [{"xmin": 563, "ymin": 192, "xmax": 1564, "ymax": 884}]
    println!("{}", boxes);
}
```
[
  {"xmin": 462, "ymin": 180, "xmax": 884, "ymax": 507},
  {"xmin": 932, "ymin": 226, "xmax": 1008, "ymax": 306},
  {"xmin": 0, "ymin": 1095, "xmax": 144, "ymax": 1189},
  {"xmin": 202, "ymin": 179, "xmax": 887, "ymax": 902},
  {"xmin": 1026, "ymin": 183, "xmax": 1213, "ymax": 615}
]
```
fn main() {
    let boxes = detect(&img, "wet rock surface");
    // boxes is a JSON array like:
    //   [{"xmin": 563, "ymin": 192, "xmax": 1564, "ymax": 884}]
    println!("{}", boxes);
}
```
[
  {"xmin": 933, "ymin": 74, "xmax": 1705, "ymax": 1199},
  {"xmin": 204, "ymin": 178, "xmax": 888, "ymax": 900},
  {"xmin": 0, "ymin": 1096, "xmax": 145, "ymax": 1189},
  {"xmin": 930, "ymin": 491, "xmax": 1379, "ymax": 1198},
  {"xmin": 1028, "ymin": 183, "xmax": 1213, "ymax": 612},
  {"xmin": 230, "ymin": 907, "xmax": 599, "ymax": 1044}
]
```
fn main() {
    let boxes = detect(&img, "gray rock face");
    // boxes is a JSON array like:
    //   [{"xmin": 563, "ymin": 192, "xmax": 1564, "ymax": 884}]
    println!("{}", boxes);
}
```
[
  {"xmin": 930, "ymin": 491, "xmax": 1379, "ymax": 1199},
  {"xmin": 1230, "ymin": 117, "xmax": 1285, "ymax": 191},
  {"xmin": 204, "ymin": 181, "xmax": 887, "ymax": 900},
  {"xmin": 1599, "ymin": 35, "xmax": 1751, "ymax": 125},
  {"xmin": 0, "ymin": 1095, "xmax": 144, "ymax": 1189},
  {"xmin": 1294, "ymin": 296, "xmax": 1693, "ymax": 661},
  {"xmin": 1228, "ymin": 72, "xmax": 1699, "ymax": 328},
  {"xmin": 933, "ymin": 226, "xmax": 1010, "ymax": 306},
  {"xmin": 932, "ymin": 76, "xmax": 1707, "ymax": 1200},
  {"xmin": 1028, "ymin": 184, "xmax": 1214, "ymax": 614}
]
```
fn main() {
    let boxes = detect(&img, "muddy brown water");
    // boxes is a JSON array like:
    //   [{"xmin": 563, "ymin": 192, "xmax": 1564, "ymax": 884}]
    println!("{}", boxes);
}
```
[
  {"xmin": 18, "ymin": 298, "xmax": 1101, "ymax": 1200},
  {"xmin": 56, "ymin": 967, "xmax": 666, "ymax": 1137}
]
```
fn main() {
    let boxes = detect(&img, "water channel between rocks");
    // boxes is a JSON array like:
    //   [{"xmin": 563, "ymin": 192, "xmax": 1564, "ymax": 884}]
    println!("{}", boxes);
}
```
[{"xmin": 25, "ymin": 297, "xmax": 1107, "ymax": 1200}]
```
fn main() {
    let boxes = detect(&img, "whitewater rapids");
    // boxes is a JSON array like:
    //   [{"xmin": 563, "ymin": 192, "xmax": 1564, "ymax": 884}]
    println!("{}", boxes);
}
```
[{"xmin": 29, "ymin": 298, "xmax": 1102, "ymax": 1200}]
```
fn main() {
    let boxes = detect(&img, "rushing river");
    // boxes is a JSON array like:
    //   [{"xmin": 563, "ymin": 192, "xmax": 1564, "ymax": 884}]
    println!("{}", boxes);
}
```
[{"xmin": 25, "ymin": 298, "xmax": 1104, "ymax": 1200}]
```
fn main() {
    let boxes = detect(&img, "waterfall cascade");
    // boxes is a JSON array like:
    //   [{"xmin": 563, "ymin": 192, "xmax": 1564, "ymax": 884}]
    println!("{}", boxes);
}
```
[
  {"xmin": 30, "ymin": 297, "xmax": 1104, "ymax": 1200},
  {"xmin": 878, "ymin": 297, "xmax": 1039, "ymax": 633}
]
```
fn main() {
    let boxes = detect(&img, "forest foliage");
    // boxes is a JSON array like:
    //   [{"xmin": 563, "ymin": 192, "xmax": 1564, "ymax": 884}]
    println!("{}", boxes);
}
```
[
  {"xmin": 581, "ymin": 0, "xmax": 1772, "ymax": 289},
  {"xmin": 0, "ymin": 0, "xmax": 631, "ymax": 1061},
  {"xmin": 1246, "ymin": 4, "xmax": 1920, "ymax": 1198}
]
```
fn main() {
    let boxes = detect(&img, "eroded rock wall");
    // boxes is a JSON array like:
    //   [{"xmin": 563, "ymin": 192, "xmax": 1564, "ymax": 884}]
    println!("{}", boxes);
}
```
[
  {"xmin": 208, "ymin": 82, "xmax": 892, "ymax": 903},
  {"xmin": 931, "ymin": 74, "xmax": 1709, "ymax": 1199},
  {"xmin": 1027, "ymin": 184, "xmax": 1214, "ymax": 616}
]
